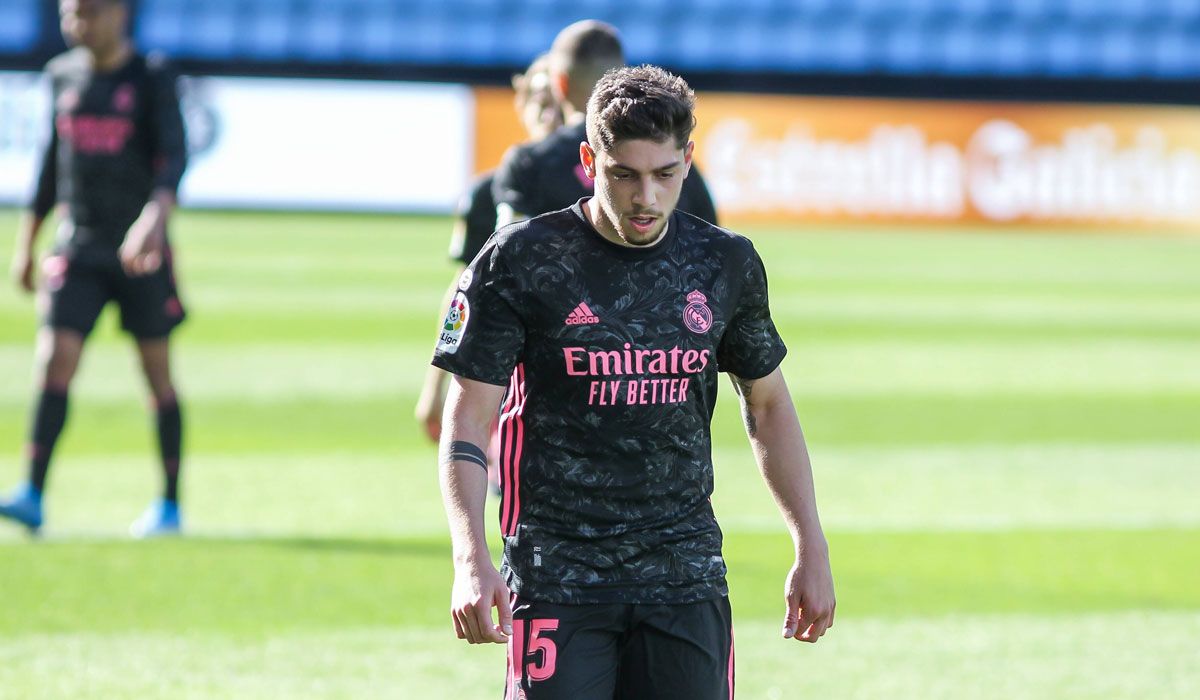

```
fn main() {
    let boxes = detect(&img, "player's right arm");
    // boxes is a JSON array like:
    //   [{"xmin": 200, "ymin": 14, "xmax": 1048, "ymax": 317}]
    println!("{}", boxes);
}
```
[
  {"xmin": 439, "ymin": 374, "xmax": 511, "ymax": 644},
  {"xmin": 12, "ymin": 104, "xmax": 59, "ymax": 293},
  {"xmin": 415, "ymin": 269, "xmax": 464, "ymax": 442}
]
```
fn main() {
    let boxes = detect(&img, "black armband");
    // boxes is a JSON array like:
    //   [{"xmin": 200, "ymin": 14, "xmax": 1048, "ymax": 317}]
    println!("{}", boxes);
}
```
[{"xmin": 445, "ymin": 440, "xmax": 488, "ymax": 471}]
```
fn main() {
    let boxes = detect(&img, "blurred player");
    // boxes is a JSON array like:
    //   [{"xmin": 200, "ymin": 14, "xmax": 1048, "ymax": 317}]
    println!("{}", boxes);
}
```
[
  {"xmin": 415, "ymin": 54, "xmax": 563, "ymax": 444},
  {"xmin": 493, "ymin": 20, "xmax": 718, "ymax": 228},
  {"xmin": 435, "ymin": 66, "xmax": 835, "ymax": 698},
  {"xmin": 0, "ymin": 0, "xmax": 188, "ymax": 537}
]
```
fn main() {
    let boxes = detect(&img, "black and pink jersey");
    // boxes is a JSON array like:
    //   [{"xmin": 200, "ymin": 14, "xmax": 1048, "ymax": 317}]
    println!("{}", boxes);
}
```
[
  {"xmin": 432, "ymin": 199, "xmax": 786, "ymax": 605},
  {"xmin": 31, "ymin": 48, "xmax": 187, "ymax": 263}
]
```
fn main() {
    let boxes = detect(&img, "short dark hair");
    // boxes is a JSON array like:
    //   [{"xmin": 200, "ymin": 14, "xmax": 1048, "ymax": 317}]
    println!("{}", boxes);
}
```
[
  {"xmin": 549, "ymin": 20, "xmax": 624, "ymax": 110},
  {"xmin": 586, "ymin": 65, "xmax": 696, "ymax": 152}
]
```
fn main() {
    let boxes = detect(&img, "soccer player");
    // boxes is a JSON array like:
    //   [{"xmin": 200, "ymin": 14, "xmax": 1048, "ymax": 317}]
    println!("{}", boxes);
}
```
[
  {"xmin": 492, "ymin": 20, "xmax": 718, "ymax": 228},
  {"xmin": 415, "ymin": 54, "xmax": 564, "ymax": 443},
  {"xmin": 0, "ymin": 0, "xmax": 188, "ymax": 537},
  {"xmin": 434, "ymin": 66, "xmax": 835, "ymax": 698}
]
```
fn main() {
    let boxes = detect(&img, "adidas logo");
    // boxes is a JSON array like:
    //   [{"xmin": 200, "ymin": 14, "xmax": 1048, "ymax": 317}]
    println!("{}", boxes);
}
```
[{"xmin": 565, "ymin": 302, "xmax": 600, "ymax": 326}]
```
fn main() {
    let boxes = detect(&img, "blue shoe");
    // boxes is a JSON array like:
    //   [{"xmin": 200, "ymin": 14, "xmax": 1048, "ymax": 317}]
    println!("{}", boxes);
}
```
[
  {"xmin": 0, "ymin": 483, "xmax": 44, "ymax": 533},
  {"xmin": 129, "ymin": 499, "xmax": 182, "ymax": 539}
]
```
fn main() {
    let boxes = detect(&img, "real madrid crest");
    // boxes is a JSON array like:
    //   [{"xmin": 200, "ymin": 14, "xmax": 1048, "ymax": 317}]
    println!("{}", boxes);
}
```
[{"xmin": 683, "ymin": 290, "xmax": 713, "ymax": 334}]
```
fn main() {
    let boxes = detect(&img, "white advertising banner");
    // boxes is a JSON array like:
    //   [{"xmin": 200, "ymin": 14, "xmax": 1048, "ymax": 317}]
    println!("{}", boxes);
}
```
[
  {"xmin": 0, "ymin": 71, "xmax": 48, "ymax": 206},
  {"xmin": 0, "ymin": 72, "xmax": 474, "ymax": 212}
]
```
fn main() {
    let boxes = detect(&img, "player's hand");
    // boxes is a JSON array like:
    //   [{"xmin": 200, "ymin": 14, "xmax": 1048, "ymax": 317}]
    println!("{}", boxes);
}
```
[
  {"xmin": 782, "ymin": 542, "xmax": 835, "ymax": 643},
  {"xmin": 450, "ymin": 560, "xmax": 513, "ymax": 645},
  {"xmin": 119, "ymin": 224, "xmax": 164, "ymax": 277},
  {"xmin": 120, "ymin": 197, "xmax": 170, "ymax": 277},
  {"xmin": 11, "ymin": 250, "xmax": 35, "ymax": 293},
  {"xmin": 415, "ymin": 390, "xmax": 445, "ymax": 443}
]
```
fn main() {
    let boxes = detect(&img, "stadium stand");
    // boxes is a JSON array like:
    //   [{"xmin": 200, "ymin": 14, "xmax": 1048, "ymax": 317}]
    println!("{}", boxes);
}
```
[{"xmin": 3, "ymin": 0, "xmax": 1197, "ymax": 100}]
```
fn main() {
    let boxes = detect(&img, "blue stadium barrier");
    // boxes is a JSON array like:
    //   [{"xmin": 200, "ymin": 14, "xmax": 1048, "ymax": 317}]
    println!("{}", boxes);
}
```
[
  {"xmin": 0, "ymin": 0, "xmax": 39, "ymax": 53},
  {"xmin": 7, "ymin": 0, "xmax": 1198, "ymax": 83}
]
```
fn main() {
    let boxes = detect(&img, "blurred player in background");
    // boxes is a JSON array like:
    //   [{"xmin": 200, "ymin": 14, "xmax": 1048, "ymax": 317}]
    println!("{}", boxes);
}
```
[
  {"xmin": 435, "ymin": 65, "xmax": 834, "ymax": 698},
  {"xmin": 0, "ymin": 0, "xmax": 188, "ymax": 537},
  {"xmin": 492, "ymin": 20, "xmax": 718, "ymax": 227},
  {"xmin": 415, "ymin": 54, "xmax": 564, "ymax": 445}
]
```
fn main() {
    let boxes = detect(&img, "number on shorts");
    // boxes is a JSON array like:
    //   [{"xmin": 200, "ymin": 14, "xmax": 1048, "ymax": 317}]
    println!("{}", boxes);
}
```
[{"xmin": 526, "ymin": 619, "xmax": 559, "ymax": 682}]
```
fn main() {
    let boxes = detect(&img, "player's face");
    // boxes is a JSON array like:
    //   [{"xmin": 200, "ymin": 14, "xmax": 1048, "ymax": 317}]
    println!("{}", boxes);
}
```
[
  {"xmin": 60, "ymin": 0, "xmax": 126, "ymax": 54},
  {"xmin": 520, "ymin": 71, "xmax": 563, "ymax": 141},
  {"xmin": 582, "ymin": 138, "xmax": 693, "ymax": 246}
]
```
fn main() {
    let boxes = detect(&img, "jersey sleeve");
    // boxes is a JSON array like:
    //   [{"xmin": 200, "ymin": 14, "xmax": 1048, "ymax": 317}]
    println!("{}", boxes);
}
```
[
  {"xmin": 679, "ymin": 166, "xmax": 718, "ymax": 226},
  {"xmin": 717, "ymin": 241, "xmax": 787, "ymax": 379},
  {"xmin": 30, "ymin": 97, "xmax": 58, "ymax": 218},
  {"xmin": 491, "ymin": 144, "xmax": 539, "ymax": 218},
  {"xmin": 146, "ymin": 55, "xmax": 188, "ymax": 195},
  {"xmin": 431, "ymin": 237, "xmax": 526, "ymax": 386},
  {"xmin": 450, "ymin": 174, "xmax": 498, "ymax": 265}
]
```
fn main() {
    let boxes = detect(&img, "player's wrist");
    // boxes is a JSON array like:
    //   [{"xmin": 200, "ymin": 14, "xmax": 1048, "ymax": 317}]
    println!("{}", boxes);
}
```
[
  {"xmin": 795, "ymin": 535, "xmax": 829, "ymax": 562},
  {"xmin": 452, "ymin": 545, "xmax": 495, "ymax": 570}
]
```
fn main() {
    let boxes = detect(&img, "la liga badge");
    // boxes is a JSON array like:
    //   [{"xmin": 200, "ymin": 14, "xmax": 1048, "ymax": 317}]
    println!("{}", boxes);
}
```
[{"xmin": 437, "ymin": 292, "xmax": 470, "ymax": 354}]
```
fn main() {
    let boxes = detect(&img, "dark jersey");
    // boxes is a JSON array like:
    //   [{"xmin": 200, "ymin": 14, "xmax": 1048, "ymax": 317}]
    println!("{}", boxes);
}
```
[
  {"xmin": 31, "ymin": 48, "xmax": 187, "ymax": 263},
  {"xmin": 449, "ymin": 172, "xmax": 498, "ymax": 266},
  {"xmin": 492, "ymin": 121, "xmax": 719, "ymax": 225},
  {"xmin": 432, "ymin": 200, "xmax": 786, "ymax": 604}
]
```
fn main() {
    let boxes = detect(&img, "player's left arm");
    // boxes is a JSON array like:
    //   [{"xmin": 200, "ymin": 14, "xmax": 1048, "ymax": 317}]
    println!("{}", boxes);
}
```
[
  {"xmin": 730, "ymin": 366, "xmax": 835, "ymax": 643},
  {"xmin": 120, "ymin": 58, "xmax": 187, "ymax": 277}
]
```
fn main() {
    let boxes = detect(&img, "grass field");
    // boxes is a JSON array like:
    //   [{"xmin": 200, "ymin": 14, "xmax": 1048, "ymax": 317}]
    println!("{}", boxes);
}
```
[{"xmin": 0, "ymin": 208, "xmax": 1197, "ymax": 699}]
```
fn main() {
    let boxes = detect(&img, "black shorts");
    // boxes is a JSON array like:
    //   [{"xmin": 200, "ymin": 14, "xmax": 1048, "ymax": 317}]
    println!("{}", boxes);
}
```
[
  {"xmin": 41, "ymin": 252, "xmax": 186, "ymax": 340},
  {"xmin": 505, "ymin": 596, "xmax": 734, "ymax": 700}
]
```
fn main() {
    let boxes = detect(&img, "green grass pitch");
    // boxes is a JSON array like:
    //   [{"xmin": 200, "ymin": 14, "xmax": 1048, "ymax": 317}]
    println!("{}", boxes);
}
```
[{"xmin": 0, "ymin": 208, "xmax": 1197, "ymax": 698}]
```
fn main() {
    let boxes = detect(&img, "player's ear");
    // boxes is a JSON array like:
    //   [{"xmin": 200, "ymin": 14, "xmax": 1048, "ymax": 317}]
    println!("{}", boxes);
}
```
[
  {"xmin": 553, "ymin": 72, "xmax": 570, "ymax": 103},
  {"xmin": 580, "ymin": 142, "xmax": 597, "ymax": 178},
  {"xmin": 683, "ymin": 141, "xmax": 695, "ymax": 176}
]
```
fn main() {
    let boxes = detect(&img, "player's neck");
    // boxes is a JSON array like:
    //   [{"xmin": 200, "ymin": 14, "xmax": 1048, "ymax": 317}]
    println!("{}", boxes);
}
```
[
  {"xmin": 89, "ymin": 40, "xmax": 134, "ymax": 74},
  {"xmin": 583, "ymin": 197, "xmax": 669, "ymax": 249}
]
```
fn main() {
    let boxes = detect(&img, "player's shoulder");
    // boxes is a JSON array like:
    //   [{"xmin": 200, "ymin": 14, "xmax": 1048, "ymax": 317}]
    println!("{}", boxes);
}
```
[
  {"xmin": 468, "ymin": 171, "xmax": 496, "ymax": 200},
  {"xmin": 677, "ymin": 209, "xmax": 756, "ymax": 256},
  {"xmin": 489, "ymin": 206, "xmax": 580, "ymax": 254}
]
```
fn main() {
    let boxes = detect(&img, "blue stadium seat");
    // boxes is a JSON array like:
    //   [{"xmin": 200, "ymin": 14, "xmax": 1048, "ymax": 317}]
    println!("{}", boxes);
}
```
[
  {"xmin": 791, "ymin": 0, "xmax": 843, "ymax": 18},
  {"xmin": 806, "ymin": 22, "xmax": 875, "ymax": 73},
  {"xmin": 101, "ymin": 0, "xmax": 1200, "ymax": 79},
  {"xmin": 342, "ymin": 6, "xmax": 396, "ymax": 63},
  {"xmin": 878, "ymin": 21, "xmax": 936, "ymax": 75},
  {"xmin": 440, "ymin": 18, "xmax": 498, "ymax": 65},
  {"xmin": 1042, "ymin": 26, "xmax": 1090, "ymax": 77},
  {"xmin": 241, "ymin": 3, "xmax": 291, "ymax": 60},
  {"xmin": 1166, "ymin": 0, "xmax": 1200, "ymax": 22},
  {"xmin": 383, "ymin": 13, "xmax": 440, "ymax": 63},
  {"xmin": 986, "ymin": 23, "xmax": 1038, "ymax": 76},
  {"xmin": 1148, "ymin": 27, "xmax": 1200, "ymax": 78},
  {"xmin": 298, "ymin": 8, "xmax": 347, "ymax": 61},
  {"xmin": 911, "ymin": 0, "xmax": 1003, "ymax": 22},
  {"xmin": 937, "ymin": 22, "xmax": 990, "ymax": 76},
  {"xmin": 1094, "ymin": 27, "xmax": 1148, "ymax": 78},
  {"xmin": 184, "ymin": 0, "xmax": 240, "ymax": 59},
  {"xmin": 752, "ymin": 18, "xmax": 815, "ymax": 71},
  {"xmin": 136, "ymin": 0, "xmax": 188, "ymax": 55},
  {"xmin": 0, "ymin": 0, "xmax": 39, "ymax": 53},
  {"xmin": 671, "ymin": 17, "xmax": 724, "ymax": 70},
  {"xmin": 1007, "ymin": 0, "xmax": 1060, "ymax": 24}
]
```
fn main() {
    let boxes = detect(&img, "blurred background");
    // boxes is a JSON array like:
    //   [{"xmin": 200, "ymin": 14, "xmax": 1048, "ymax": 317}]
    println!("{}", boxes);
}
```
[{"xmin": 0, "ymin": 1, "xmax": 1198, "ymax": 699}]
